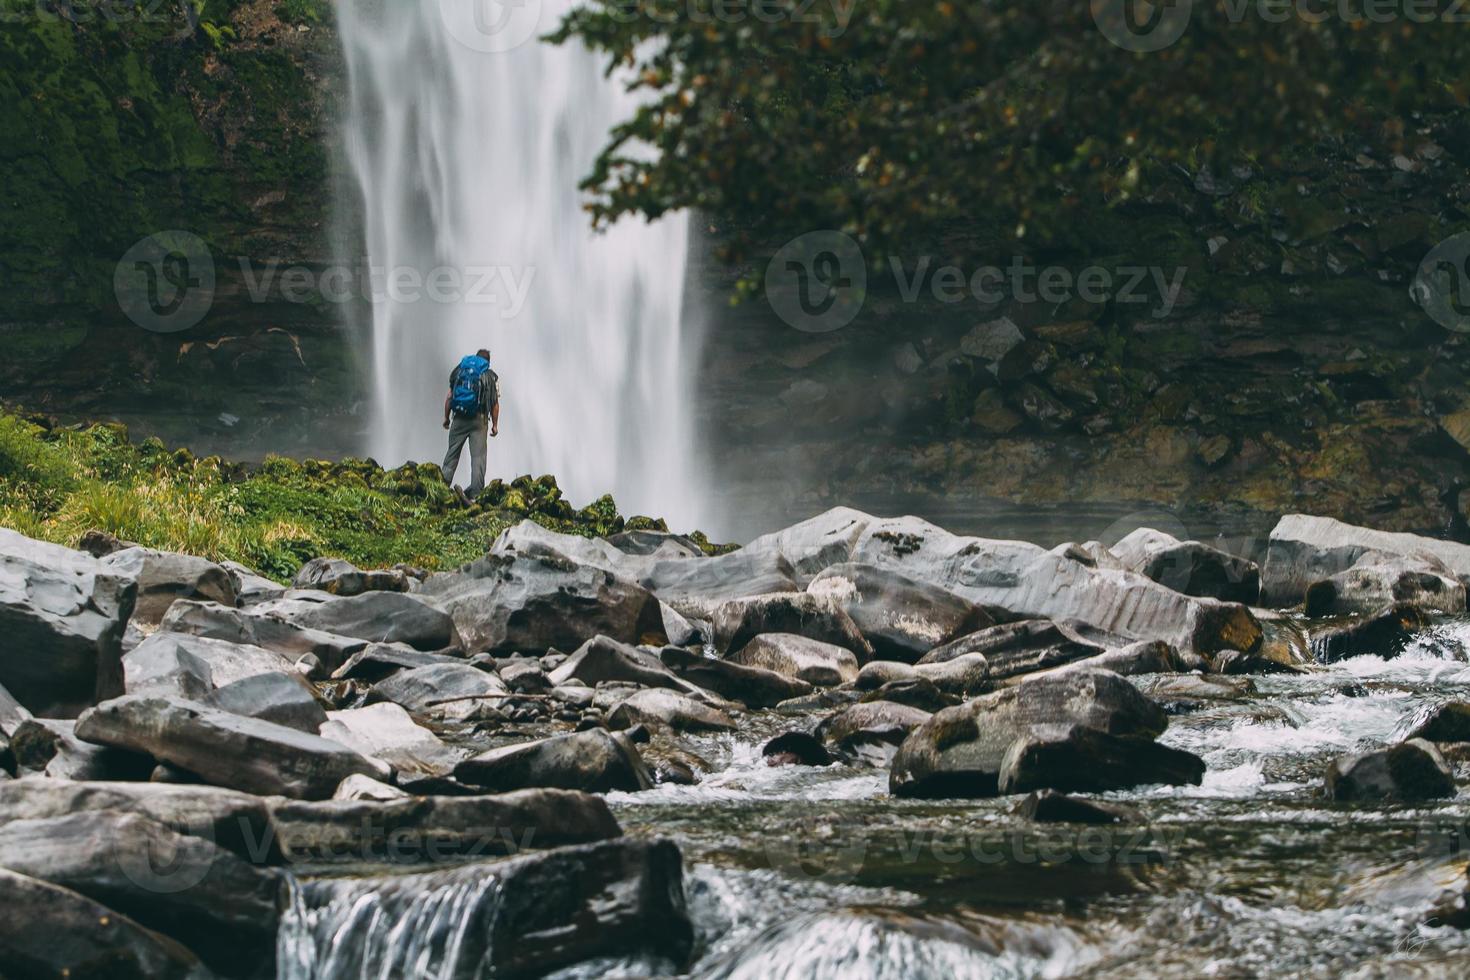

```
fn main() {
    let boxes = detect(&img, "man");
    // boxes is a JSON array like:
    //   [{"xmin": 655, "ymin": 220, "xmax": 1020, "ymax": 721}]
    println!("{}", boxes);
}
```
[{"xmin": 441, "ymin": 348, "xmax": 499, "ymax": 500}]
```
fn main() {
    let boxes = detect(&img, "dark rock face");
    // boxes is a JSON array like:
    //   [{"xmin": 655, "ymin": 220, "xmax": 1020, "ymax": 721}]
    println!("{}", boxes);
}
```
[
  {"xmin": 817, "ymin": 701, "xmax": 933, "ymax": 751},
  {"xmin": 762, "ymin": 731, "xmax": 833, "ymax": 767},
  {"xmin": 1405, "ymin": 702, "xmax": 1470, "ymax": 743},
  {"xmin": 1309, "ymin": 604, "xmax": 1430, "ymax": 663},
  {"xmin": 1019, "ymin": 789, "xmax": 1144, "ymax": 825},
  {"xmin": 711, "ymin": 592, "xmax": 874, "ymax": 661},
  {"xmin": 160, "ymin": 600, "xmax": 370, "ymax": 674},
  {"xmin": 331, "ymin": 643, "xmax": 465, "ymax": 683},
  {"xmin": 281, "ymin": 839, "xmax": 693, "ymax": 979},
  {"xmin": 0, "ymin": 810, "xmax": 282, "ymax": 976},
  {"xmin": 1326, "ymin": 739, "xmax": 1455, "ymax": 802},
  {"xmin": 547, "ymin": 635, "xmax": 693, "ymax": 693},
  {"xmin": 260, "ymin": 592, "xmax": 461, "ymax": 652},
  {"xmin": 0, "ymin": 868, "xmax": 207, "ymax": 980},
  {"xmin": 421, "ymin": 550, "xmax": 667, "ymax": 655},
  {"xmin": 660, "ymin": 645, "xmax": 813, "ymax": 708},
  {"xmin": 100, "ymin": 546, "xmax": 238, "ymax": 625},
  {"xmin": 806, "ymin": 562, "xmax": 992, "ymax": 663},
  {"xmin": 454, "ymin": 729, "xmax": 654, "ymax": 793},
  {"xmin": 1109, "ymin": 528, "xmax": 1261, "ymax": 604},
  {"xmin": 204, "ymin": 672, "xmax": 328, "ymax": 734},
  {"xmin": 726, "ymin": 633, "xmax": 861, "ymax": 687},
  {"xmin": 919, "ymin": 619, "xmax": 1103, "ymax": 680},
  {"xmin": 369, "ymin": 663, "xmax": 507, "ymax": 719},
  {"xmin": 1303, "ymin": 555, "xmax": 1466, "ymax": 617},
  {"xmin": 123, "ymin": 632, "xmax": 300, "ymax": 698},
  {"xmin": 0, "ymin": 529, "xmax": 136, "ymax": 718},
  {"xmin": 293, "ymin": 557, "xmax": 414, "ymax": 596},
  {"xmin": 890, "ymin": 669, "xmax": 1198, "ymax": 798},
  {"xmin": 606, "ymin": 689, "xmax": 737, "ymax": 734},
  {"xmin": 10, "ymin": 718, "xmax": 154, "ymax": 781},
  {"xmin": 75, "ymin": 695, "xmax": 390, "ymax": 799},
  {"xmin": 1262, "ymin": 514, "xmax": 1470, "ymax": 607}
]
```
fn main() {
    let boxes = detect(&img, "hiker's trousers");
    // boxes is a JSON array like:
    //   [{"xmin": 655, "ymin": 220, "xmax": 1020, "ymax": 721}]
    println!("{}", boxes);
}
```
[{"xmin": 442, "ymin": 414, "xmax": 488, "ymax": 497}]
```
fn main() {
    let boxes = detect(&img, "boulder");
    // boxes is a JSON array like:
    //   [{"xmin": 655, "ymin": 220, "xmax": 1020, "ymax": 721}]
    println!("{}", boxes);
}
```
[
  {"xmin": 319, "ymin": 703, "xmax": 461, "ymax": 776},
  {"xmin": 330, "ymin": 643, "xmax": 465, "ymax": 683},
  {"xmin": 454, "ymin": 728, "xmax": 653, "ymax": 793},
  {"xmin": 859, "ymin": 676, "xmax": 955, "ymax": 712},
  {"xmin": 0, "ymin": 528, "xmax": 136, "ymax": 717},
  {"xmin": 370, "ymin": 662, "xmax": 508, "ymax": 720},
  {"xmin": 914, "ymin": 654, "xmax": 992, "ymax": 698},
  {"xmin": 640, "ymin": 549, "xmax": 802, "ymax": 618},
  {"xmin": 101, "ymin": 546, "xmax": 237, "ymax": 624},
  {"xmin": 1404, "ymin": 702, "xmax": 1470, "ymax": 743},
  {"xmin": 1303, "ymin": 553, "xmax": 1466, "ymax": 617},
  {"xmin": 711, "ymin": 592, "xmax": 873, "ymax": 661},
  {"xmin": 1108, "ymin": 528, "xmax": 1260, "ymax": 604},
  {"xmin": 606, "ymin": 689, "xmax": 737, "ymax": 733},
  {"xmin": 204, "ymin": 672, "xmax": 328, "ymax": 733},
  {"xmin": 280, "ymin": 838, "xmax": 691, "ymax": 979},
  {"xmin": 0, "ymin": 868, "xmax": 206, "ymax": 979},
  {"xmin": 76, "ymin": 695, "xmax": 391, "ymax": 800},
  {"xmin": 659, "ymin": 646, "xmax": 813, "ymax": 708},
  {"xmin": 255, "ymin": 591, "xmax": 460, "ymax": 652},
  {"xmin": 547, "ymin": 635, "xmax": 695, "ymax": 693},
  {"xmin": 265, "ymin": 788, "xmax": 621, "ymax": 863},
  {"xmin": 125, "ymin": 632, "xmax": 301, "ymax": 695},
  {"xmin": 919, "ymin": 619, "xmax": 1103, "ymax": 681},
  {"xmin": 293, "ymin": 557, "xmax": 413, "ymax": 596},
  {"xmin": 1262, "ymin": 514, "xmax": 1470, "ymax": 607},
  {"xmin": 817, "ymin": 700, "xmax": 932, "ymax": 751},
  {"xmin": 160, "ymin": 600, "xmax": 369, "ymax": 674},
  {"xmin": 761, "ymin": 731, "xmax": 833, "ymax": 767},
  {"xmin": 1308, "ymin": 604, "xmax": 1429, "ymax": 663},
  {"xmin": 10, "ymin": 718, "xmax": 153, "ymax": 780},
  {"xmin": 806, "ymin": 562, "xmax": 992, "ymax": 663},
  {"xmin": 499, "ymin": 659, "xmax": 552, "ymax": 693},
  {"xmin": 605, "ymin": 529, "xmax": 705, "ymax": 558},
  {"xmin": 0, "ymin": 810, "xmax": 281, "ymax": 975},
  {"xmin": 1326, "ymin": 739, "xmax": 1455, "ymax": 801},
  {"xmin": 1130, "ymin": 673, "xmax": 1257, "ymax": 709},
  {"xmin": 1019, "ymin": 789, "xmax": 1144, "ymax": 824},
  {"xmin": 890, "ymin": 668, "xmax": 1199, "ymax": 798},
  {"xmin": 727, "ymin": 633, "xmax": 860, "ymax": 687},
  {"xmin": 221, "ymin": 560, "xmax": 286, "ymax": 605},
  {"xmin": 420, "ymin": 549, "xmax": 666, "ymax": 654},
  {"xmin": 0, "ymin": 779, "xmax": 277, "ymax": 861},
  {"xmin": 0, "ymin": 679, "xmax": 30, "ymax": 736},
  {"xmin": 854, "ymin": 661, "xmax": 918, "ymax": 690},
  {"xmin": 1061, "ymin": 640, "xmax": 1182, "ymax": 678},
  {"xmin": 739, "ymin": 507, "xmax": 874, "ymax": 585},
  {"xmin": 333, "ymin": 775, "xmax": 408, "ymax": 801}
]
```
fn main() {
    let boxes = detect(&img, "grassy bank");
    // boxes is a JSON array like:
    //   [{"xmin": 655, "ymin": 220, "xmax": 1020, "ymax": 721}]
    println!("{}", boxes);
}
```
[{"xmin": 0, "ymin": 410, "xmax": 710, "ymax": 582}]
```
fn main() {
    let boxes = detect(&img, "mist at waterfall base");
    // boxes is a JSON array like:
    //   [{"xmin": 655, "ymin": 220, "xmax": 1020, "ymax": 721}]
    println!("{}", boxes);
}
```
[{"xmin": 336, "ymin": 0, "xmax": 710, "ymax": 535}]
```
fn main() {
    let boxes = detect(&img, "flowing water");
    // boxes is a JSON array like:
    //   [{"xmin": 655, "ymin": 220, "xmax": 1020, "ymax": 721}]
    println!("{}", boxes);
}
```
[
  {"xmin": 336, "ymin": 0, "xmax": 706, "ymax": 530},
  {"xmin": 278, "ymin": 622, "xmax": 1470, "ymax": 978}
]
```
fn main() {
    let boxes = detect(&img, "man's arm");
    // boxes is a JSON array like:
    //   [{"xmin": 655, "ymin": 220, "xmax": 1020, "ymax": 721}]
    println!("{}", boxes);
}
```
[
  {"xmin": 443, "ymin": 392, "xmax": 452, "ymax": 429},
  {"xmin": 491, "ymin": 400, "xmax": 500, "ymax": 437},
  {"xmin": 488, "ymin": 372, "xmax": 500, "ymax": 437}
]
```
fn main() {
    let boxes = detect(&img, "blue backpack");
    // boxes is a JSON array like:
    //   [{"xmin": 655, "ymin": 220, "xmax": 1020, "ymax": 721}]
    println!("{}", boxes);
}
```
[{"xmin": 450, "ymin": 355, "xmax": 490, "ymax": 417}]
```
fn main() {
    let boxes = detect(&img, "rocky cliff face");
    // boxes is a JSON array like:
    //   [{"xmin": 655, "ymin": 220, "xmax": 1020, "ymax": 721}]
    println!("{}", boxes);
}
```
[{"xmin": 0, "ymin": 0, "xmax": 361, "ymax": 458}]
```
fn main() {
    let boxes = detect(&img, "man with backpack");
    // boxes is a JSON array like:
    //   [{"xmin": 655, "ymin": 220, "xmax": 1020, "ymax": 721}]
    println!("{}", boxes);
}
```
[{"xmin": 441, "ymin": 348, "xmax": 499, "ymax": 501}]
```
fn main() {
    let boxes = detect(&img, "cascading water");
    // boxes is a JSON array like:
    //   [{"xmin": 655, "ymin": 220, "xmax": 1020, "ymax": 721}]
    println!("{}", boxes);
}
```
[{"xmin": 336, "ymin": 0, "xmax": 707, "ymax": 530}]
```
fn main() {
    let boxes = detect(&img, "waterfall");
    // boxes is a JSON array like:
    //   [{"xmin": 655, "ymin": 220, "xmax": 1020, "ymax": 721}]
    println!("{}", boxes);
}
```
[{"xmin": 336, "ymin": 0, "xmax": 707, "ymax": 531}]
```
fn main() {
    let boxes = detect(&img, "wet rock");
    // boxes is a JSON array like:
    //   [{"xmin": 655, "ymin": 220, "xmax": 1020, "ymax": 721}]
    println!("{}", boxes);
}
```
[
  {"xmin": 806, "ymin": 562, "xmax": 993, "ymax": 663},
  {"xmin": 1213, "ymin": 648, "xmax": 1306, "ymax": 675},
  {"xmin": 75, "ymin": 694, "xmax": 391, "ymax": 800},
  {"xmin": 1309, "ymin": 604, "xmax": 1429, "ymax": 663},
  {"xmin": 605, "ymin": 529, "xmax": 705, "ymax": 558},
  {"xmin": 265, "ymin": 788, "xmax": 621, "ymax": 863},
  {"xmin": 0, "ymin": 868, "xmax": 206, "ymax": 979},
  {"xmin": 160, "ymin": 600, "xmax": 369, "ymax": 674},
  {"xmin": 914, "ymin": 653, "xmax": 992, "ymax": 698},
  {"xmin": 854, "ymin": 661, "xmax": 918, "ymax": 690},
  {"xmin": 640, "ymin": 548, "xmax": 802, "ymax": 618},
  {"xmin": 727, "ymin": 633, "xmax": 861, "ymax": 687},
  {"xmin": 762, "ymin": 731, "xmax": 833, "ymax": 767},
  {"xmin": 500, "ymin": 658, "xmax": 552, "ymax": 693},
  {"xmin": 774, "ymin": 688, "xmax": 862, "ymax": 713},
  {"xmin": 333, "ymin": 774, "xmax": 408, "ymax": 801},
  {"xmin": 10, "ymin": 717, "xmax": 153, "ymax": 780},
  {"xmin": 128, "ymin": 634, "xmax": 306, "ymax": 698},
  {"xmin": 606, "ymin": 688, "xmax": 737, "ymax": 734},
  {"xmin": 548, "ymin": 635, "xmax": 696, "ymax": 693},
  {"xmin": 1108, "ymin": 528, "xmax": 1260, "ymax": 604},
  {"xmin": 1403, "ymin": 702, "xmax": 1470, "ymax": 743},
  {"xmin": 330, "ymin": 643, "xmax": 464, "ymax": 683},
  {"xmin": 712, "ymin": 592, "xmax": 874, "ymax": 661},
  {"xmin": 1326, "ymin": 739, "xmax": 1455, "ymax": 801},
  {"xmin": 1019, "ymin": 789, "xmax": 1144, "ymax": 825},
  {"xmin": 919, "ymin": 619, "xmax": 1103, "ymax": 680},
  {"xmin": 1127, "ymin": 673, "xmax": 1257, "ymax": 710},
  {"xmin": 293, "ymin": 556, "xmax": 413, "ymax": 596},
  {"xmin": 454, "ymin": 728, "xmax": 654, "ymax": 793},
  {"xmin": 319, "ymin": 703, "xmax": 461, "ymax": 776},
  {"xmin": 281, "ymin": 838, "xmax": 691, "ymax": 978},
  {"xmin": 818, "ymin": 700, "xmax": 932, "ymax": 752},
  {"xmin": 222, "ymin": 560, "xmax": 286, "ymax": 605},
  {"xmin": 1303, "ymin": 554, "xmax": 1466, "ymax": 617},
  {"xmin": 890, "ymin": 668, "xmax": 1197, "ymax": 798},
  {"xmin": 1072, "ymin": 640, "xmax": 1183, "ymax": 677},
  {"xmin": 1262, "ymin": 514, "xmax": 1470, "ymax": 607},
  {"xmin": 255, "ymin": 591, "xmax": 460, "ymax": 652},
  {"xmin": 0, "ymin": 810, "xmax": 282, "ymax": 975},
  {"xmin": 420, "ymin": 548, "xmax": 666, "ymax": 655},
  {"xmin": 0, "ymin": 528, "xmax": 136, "ymax": 718},
  {"xmin": 101, "ymin": 546, "xmax": 237, "ymax": 624},
  {"xmin": 739, "ymin": 507, "xmax": 873, "ymax": 586},
  {"xmin": 660, "ymin": 645, "xmax": 813, "ymax": 708},
  {"xmin": 370, "ymin": 662, "xmax": 508, "ymax": 720},
  {"xmin": 204, "ymin": 671, "xmax": 328, "ymax": 733},
  {"xmin": 860, "ymin": 676, "xmax": 956, "ymax": 712},
  {"xmin": 659, "ymin": 602, "xmax": 704, "ymax": 647}
]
